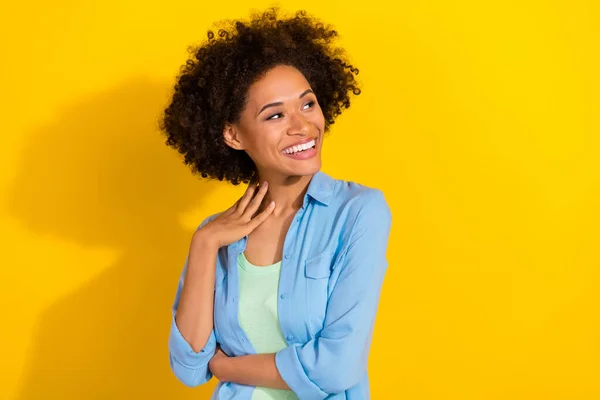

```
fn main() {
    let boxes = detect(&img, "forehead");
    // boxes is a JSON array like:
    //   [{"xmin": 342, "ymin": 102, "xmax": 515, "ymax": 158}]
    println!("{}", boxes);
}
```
[{"xmin": 246, "ymin": 65, "xmax": 312, "ymax": 106}]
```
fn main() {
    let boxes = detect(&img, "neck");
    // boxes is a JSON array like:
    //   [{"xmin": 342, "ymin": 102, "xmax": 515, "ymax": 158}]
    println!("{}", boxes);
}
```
[{"xmin": 255, "ymin": 171, "xmax": 314, "ymax": 217}]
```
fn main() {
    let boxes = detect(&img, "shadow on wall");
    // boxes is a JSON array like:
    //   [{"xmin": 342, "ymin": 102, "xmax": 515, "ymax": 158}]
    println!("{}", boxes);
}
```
[{"xmin": 9, "ymin": 79, "xmax": 221, "ymax": 399}]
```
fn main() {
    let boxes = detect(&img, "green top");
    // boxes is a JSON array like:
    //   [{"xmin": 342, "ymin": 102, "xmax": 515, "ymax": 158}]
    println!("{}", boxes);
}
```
[{"xmin": 237, "ymin": 252, "xmax": 300, "ymax": 400}]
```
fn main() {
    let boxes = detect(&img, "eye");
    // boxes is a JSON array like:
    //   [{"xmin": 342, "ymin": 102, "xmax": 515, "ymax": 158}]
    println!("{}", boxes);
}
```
[
  {"xmin": 266, "ymin": 112, "xmax": 283, "ymax": 121},
  {"xmin": 303, "ymin": 100, "xmax": 315, "ymax": 110}
]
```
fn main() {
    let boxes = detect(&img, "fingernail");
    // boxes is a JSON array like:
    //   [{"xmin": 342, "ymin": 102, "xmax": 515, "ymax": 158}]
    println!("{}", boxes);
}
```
[{"xmin": 263, "ymin": 181, "xmax": 268, "ymax": 187}]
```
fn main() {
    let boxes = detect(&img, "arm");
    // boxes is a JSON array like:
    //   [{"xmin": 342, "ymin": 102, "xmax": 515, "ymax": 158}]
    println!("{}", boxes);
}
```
[
  {"xmin": 210, "ymin": 350, "xmax": 291, "ymax": 390},
  {"xmin": 168, "ymin": 215, "xmax": 219, "ymax": 387},
  {"xmin": 169, "ymin": 182, "xmax": 277, "ymax": 387},
  {"xmin": 214, "ymin": 190, "xmax": 392, "ymax": 398}
]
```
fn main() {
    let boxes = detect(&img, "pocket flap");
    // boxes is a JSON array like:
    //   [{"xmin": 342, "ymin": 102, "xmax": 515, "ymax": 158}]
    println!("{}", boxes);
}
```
[{"xmin": 304, "ymin": 251, "xmax": 334, "ymax": 279}]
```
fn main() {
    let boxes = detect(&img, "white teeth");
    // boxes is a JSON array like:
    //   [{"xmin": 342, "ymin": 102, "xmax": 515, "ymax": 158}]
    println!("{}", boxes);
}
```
[{"xmin": 284, "ymin": 139, "xmax": 316, "ymax": 154}]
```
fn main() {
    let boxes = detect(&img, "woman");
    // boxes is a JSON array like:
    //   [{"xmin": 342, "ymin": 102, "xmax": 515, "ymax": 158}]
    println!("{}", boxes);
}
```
[{"xmin": 161, "ymin": 8, "xmax": 392, "ymax": 400}]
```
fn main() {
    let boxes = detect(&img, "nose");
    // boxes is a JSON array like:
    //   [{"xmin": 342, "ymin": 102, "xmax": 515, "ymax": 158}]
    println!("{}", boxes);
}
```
[{"xmin": 287, "ymin": 109, "xmax": 310, "ymax": 137}]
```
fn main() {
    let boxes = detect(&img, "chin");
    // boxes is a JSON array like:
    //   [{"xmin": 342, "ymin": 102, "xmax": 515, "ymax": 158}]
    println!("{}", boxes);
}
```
[
  {"xmin": 297, "ymin": 162, "xmax": 322, "ymax": 177},
  {"xmin": 282, "ymin": 160, "xmax": 321, "ymax": 178}
]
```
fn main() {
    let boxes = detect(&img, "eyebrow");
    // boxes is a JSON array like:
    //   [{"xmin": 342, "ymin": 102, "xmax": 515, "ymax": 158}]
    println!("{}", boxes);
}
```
[{"xmin": 257, "ymin": 89, "xmax": 315, "ymax": 116}]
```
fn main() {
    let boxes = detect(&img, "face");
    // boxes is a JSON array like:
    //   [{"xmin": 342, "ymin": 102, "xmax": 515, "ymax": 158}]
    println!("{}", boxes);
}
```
[{"xmin": 223, "ymin": 65, "xmax": 325, "ymax": 180}]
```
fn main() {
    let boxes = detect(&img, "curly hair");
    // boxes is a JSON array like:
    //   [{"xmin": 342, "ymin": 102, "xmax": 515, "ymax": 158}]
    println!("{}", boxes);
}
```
[{"xmin": 160, "ymin": 7, "xmax": 361, "ymax": 185}]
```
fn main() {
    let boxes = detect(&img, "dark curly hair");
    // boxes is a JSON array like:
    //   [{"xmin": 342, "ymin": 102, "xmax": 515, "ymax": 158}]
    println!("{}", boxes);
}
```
[{"xmin": 160, "ymin": 7, "xmax": 361, "ymax": 185}]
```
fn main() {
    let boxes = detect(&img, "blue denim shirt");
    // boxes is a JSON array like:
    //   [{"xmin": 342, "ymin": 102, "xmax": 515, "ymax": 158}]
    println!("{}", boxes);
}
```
[{"xmin": 168, "ymin": 170, "xmax": 392, "ymax": 399}]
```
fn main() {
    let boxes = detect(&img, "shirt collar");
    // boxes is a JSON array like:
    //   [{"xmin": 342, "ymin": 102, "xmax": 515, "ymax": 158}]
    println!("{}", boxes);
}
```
[
  {"xmin": 232, "ymin": 170, "xmax": 335, "ymax": 252},
  {"xmin": 305, "ymin": 170, "xmax": 335, "ymax": 206}
]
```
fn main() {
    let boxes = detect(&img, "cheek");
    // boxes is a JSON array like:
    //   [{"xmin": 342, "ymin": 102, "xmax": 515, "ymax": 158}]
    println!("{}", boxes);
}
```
[
  {"xmin": 312, "ymin": 111, "xmax": 325, "ymax": 131},
  {"xmin": 245, "ymin": 129, "xmax": 281, "ymax": 158}
]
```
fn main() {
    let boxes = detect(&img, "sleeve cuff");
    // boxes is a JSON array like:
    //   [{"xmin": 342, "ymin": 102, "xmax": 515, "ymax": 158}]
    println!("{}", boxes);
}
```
[
  {"xmin": 275, "ymin": 345, "xmax": 328, "ymax": 400},
  {"xmin": 168, "ymin": 315, "xmax": 216, "ymax": 367}
]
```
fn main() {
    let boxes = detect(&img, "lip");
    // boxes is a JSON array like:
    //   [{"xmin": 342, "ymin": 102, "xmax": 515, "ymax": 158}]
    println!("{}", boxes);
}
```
[{"xmin": 281, "ymin": 137, "xmax": 317, "ymax": 153}]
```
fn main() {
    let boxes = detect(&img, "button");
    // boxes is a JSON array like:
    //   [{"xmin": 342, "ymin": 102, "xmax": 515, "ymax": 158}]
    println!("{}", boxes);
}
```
[
  {"xmin": 280, "ymin": 293, "xmax": 288, "ymax": 299},
  {"xmin": 296, "ymin": 217, "xmax": 301, "ymax": 222},
  {"xmin": 286, "ymin": 334, "xmax": 294, "ymax": 341},
  {"xmin": 241, "ymin": 337, "xmax": 245, "ymax": 343},
  {"xmin": 284, "ymin": 254, "xmax": 290, "ymax": 259},
  {"xmin": 232, "ymin": 296, "xmax": 236, "ymax": 302}
]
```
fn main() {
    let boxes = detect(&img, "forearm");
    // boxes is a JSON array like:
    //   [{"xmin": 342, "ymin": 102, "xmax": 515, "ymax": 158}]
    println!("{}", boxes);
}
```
[
  {"xmin": 174, "ymin": 232, "xmax": 219, "ymax": 352},
  {"xmin": 218, "ymin": 353, "xmax": 290, "ymax": 390}
]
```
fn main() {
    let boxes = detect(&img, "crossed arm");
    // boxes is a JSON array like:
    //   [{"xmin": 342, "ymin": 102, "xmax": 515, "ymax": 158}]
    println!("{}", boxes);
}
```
[{"xmin": 209, "ymin": 350, "xmax": 290, "ymax": 390}]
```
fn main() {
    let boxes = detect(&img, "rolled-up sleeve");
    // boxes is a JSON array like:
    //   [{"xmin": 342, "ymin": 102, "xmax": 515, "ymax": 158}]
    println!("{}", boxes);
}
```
[
  {"xmin": 168, "ymin": 214, "xmax": 218, "ymax": 387},
  {"xmin": 275, "ymin": 189, "xmax": 392, "ymax": 399}
]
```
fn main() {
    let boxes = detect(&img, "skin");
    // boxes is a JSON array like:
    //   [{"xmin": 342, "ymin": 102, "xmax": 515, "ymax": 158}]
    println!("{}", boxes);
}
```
[
  {"xmin": 223, "ymin": 64, "xmax": 325, "ymax": 265},
  {"xmin": 210, "ymin": 64, "xmax": 326, "ymax": 389}
]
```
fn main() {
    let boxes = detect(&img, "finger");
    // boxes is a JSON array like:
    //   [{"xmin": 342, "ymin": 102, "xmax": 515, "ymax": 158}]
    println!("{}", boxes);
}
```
[
  {"xmin": 235, "ymin": 183, "xmax": 258, "ymax": 215},
  {"xmin": 242, "ymin": 181, "xmax": 269, "ymax": 220},
  {"xmin": 247, "ymin": 200, "xmax": 275, "ymax": 230}
]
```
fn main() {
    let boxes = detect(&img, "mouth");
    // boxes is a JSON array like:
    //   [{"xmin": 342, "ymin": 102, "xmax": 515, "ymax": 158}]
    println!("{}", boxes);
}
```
[
  {"xmin": 281, "ymin": 138, "xmax": 318, "ymax": 160},
  {"xmin": 281, "ymin": 138, "xmax": 317, "ymax": 155}
]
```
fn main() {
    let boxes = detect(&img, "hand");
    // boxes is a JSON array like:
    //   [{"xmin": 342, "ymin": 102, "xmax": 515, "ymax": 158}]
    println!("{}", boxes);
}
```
[
  {"xmin": 194, "ymin": 180, "xmax": 275, "ymax": 248},
  {"xmin": 208, "ymin": 344, "xmax": 230, "ymax": 381}
]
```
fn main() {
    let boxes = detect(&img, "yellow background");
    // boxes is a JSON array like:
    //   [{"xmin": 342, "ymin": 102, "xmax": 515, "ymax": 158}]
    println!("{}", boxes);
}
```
[{"xmin": 1, "ymin": 1, "xmax": 598, "ymax": 399}]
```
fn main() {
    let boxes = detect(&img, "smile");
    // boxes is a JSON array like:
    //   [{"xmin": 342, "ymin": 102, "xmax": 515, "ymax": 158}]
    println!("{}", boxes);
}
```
[{"xmin": 282, "ymin": 139, "xmax": 316, "ymax": 155}]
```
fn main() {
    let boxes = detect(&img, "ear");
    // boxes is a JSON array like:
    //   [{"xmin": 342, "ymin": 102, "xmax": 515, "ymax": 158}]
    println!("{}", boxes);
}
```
[{"xmin": 223, "ymin": 123, "xmax": 245, "ymax": 151}]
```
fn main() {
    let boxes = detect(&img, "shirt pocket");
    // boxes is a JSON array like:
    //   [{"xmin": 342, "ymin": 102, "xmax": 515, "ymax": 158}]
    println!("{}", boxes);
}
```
[{"xmin": 304, "ymin": 251, "xmax": 334, "ymax": 333}]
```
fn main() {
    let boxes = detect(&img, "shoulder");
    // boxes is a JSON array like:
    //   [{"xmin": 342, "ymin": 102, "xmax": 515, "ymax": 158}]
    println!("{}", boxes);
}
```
[
  {"xmin": 319, "ymin": 176, "xmax": 392, "ymax": 244},
  {"xmin": 325, "ymin": 178, "xmax": 392, "ymax": 254},
  {"xmin": 332, "ymin": 178, "xmax": 391, "ymax": 222}
]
